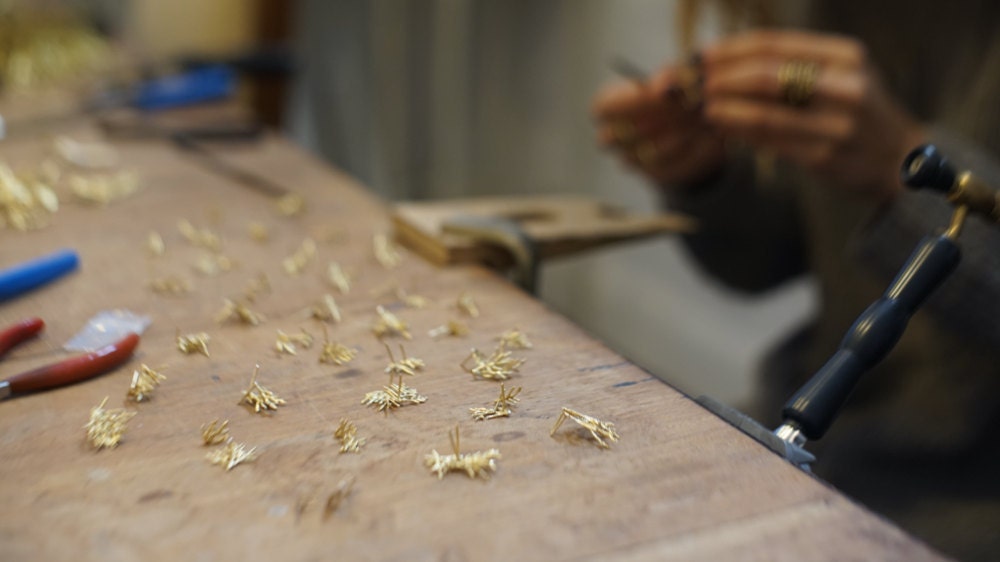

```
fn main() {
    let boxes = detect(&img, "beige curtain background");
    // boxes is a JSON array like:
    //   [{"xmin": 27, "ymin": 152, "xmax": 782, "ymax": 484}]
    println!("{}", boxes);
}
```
[{"xmin": 286, "ymin": 0, "xmax": 816, "ymax": 406}]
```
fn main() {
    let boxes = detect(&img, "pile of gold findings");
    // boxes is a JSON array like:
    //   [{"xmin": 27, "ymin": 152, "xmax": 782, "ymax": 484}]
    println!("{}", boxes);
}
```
[
  {"xmin": 310, "ymin": 294, "xmax": 341, "ymax": 323},
  {"xmin": 497, "ymin": 328, "xmax": 532, "ymax": 350},
  {"xmin": 384, "ymin": 343, "xmax": 424, "ymax": 377},
  {"xmin": 69, "ymin": 170, "xmax": 139, "ymax": 204},
  {"xmin": 361, "ymin": 374, "xmax": 427, "ymax": 413},
  {"xmin": 147, "ymin": 231, "xmax": 165, "ymax": 256},
  {"xmin": 248, "ymin": 222, "xmax": 269, "ymax": 242},
  {"xmin": 84, "ymin": 397, "xmax": 137, "ymax": 449},
  {"xmin": 551, "ymin": 407, "xmax": 620, "ymax": 449},
  {"xmin": 215, "ymin": 298, "xmax": 266, "ymax": 326},
  {"xmin": 201, "ymin": 419, "xmax": 231, "ymax": 446},
  {"xmin": 327, "ymin": 262, "xmax": 351, "ymax": 294},
  {"xmin": 148, "ymin": 276, "xmax": 191, "ymax": 295},
  {"xmin": 318, "ymin": 326, "xmax": 356, "ymax": 365},
  {"xmin": 0, "ymin": 162, "xmax": 58, "ymax": 231},
  {"xmin": 372, "ymin": 305, "xmax": 411, "ymax": 340},
  {"xmin": 178, "ymin": 219, "xmax": 222, "ymax": 251},
  {"xmin": 243, "ymin": 273, "xmax": 271, "ymax": 302},
  {"xmin": 373, "ymin": 233, "xmax": 402, "ymax": 269},
  {"xmin": 456, "ymin": 292, "xmax": 480, "ymax": 318},
  {"xmin": 425, "ymin": 425, "xmax": 500, "ymax": 480},
  {"xmin": 428, "ymin": 320, "xmax": 468, "ymax": 339},
  {"xmin": 461, "ymin": 342, "xmax": 525, "ymax": 381},
  {"xmin": 283, "ymin": 238, "xmax": 317, "ymax": 275},
  {"xmin": 127, "ymin": 364, "xmax": 166, "ymax": 402},
  {"xmin": 333, "ymin": 419, "xmax": 366, "ymax": 453},
  {"xmin": 177, "ymin": 331, "xmax": 211, "ymax": 357},
  {"xmin": 240, "ymin": 364, "xmax": 286, "ymax": 413},
  {"xmin": 207, "ymin": 441, "xmax": 258, "ymax": 471},
  {"xmin": 470, "ymin": 383, "xmax": 522, "ymax": 421},
  {"xmin": 397, "ymin": 288, "xmax": 429, "ymax": 309},
  {"xmin": 275, "ymin": 328, "xmax": 314, "ymax": 356},
  {"xmin": 275, "ymin": 192, "xmax": 306, "ymax": 217}
]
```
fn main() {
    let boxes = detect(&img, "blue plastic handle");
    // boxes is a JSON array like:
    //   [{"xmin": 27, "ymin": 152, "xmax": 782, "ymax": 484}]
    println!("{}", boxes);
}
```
[
  {"xmin": 133, "ymin": 65, "xmax": 236, "ymax": 111},
  {"xmin": 0, "ymin": 249, "xmax": 80, "ymax": 302}
]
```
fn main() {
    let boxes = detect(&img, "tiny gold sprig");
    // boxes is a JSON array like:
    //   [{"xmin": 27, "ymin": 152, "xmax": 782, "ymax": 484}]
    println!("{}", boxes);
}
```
[
  {"xmin": 275, "ymin": 192, "xmax": 306, "ymax": 217},
  {"xmin": 384, "ymin": 342, "xmax": 424, "ymax": 377},
  {"xmin": 425, "ymin": 425, "xmax": 500, "ymax": 480},
  {"xmin": 276, "ymin": 328, "xmax": 314, "ymax": 356},
  {"xmin": 333, "ymin": 419, "xmax": 366, "ymax": 453},
  {"xmin": 327, "ymin": 262, "xmax": 351, "ymax": 294},
  {"xmin": 248, "ymin": 222, "xmax": 269, "ymax": 242},
  {"xmin": 147, "ymin": 231, "xmax": 165, "ymax": 257},
  {"xmin": 243, "ymin": 273, "xmax": 271, "ymax": 302},
  {"xmin": 497, "ymin": 328, "xmax": 533, "ymax": 350},
  {"xmin": 178, "ymin": 219, "xmax": 222, "ymax": 251},
  {"xmin": 201, "ymin": 419, "xmax": 231, "ymax": 446},
  {"xmin": 240, "ymin": 364, "xmax": 286, "ymax": 413},
  {"xmin": 195, "ymin": 252, "xmax": 237, "ymax": 276},
  {"xmin": 362, "ymin": 374, "xmax": 427, "ymax": 413},
  {"xmin": 428, "ymin": 320, "xmax": 469, "ymax": 339},
  {"xmin": 461, "ymin": 343, "xmax": 525, "ymax": 381},
  {"xmin": 177, "ymin": 331, "xmax": 211, "ymax": 357},
  {"xmin": 283, "ymin": 238, "xmax": 317, "ymax": 275},
  {"xmin": 84, "ymin": 397, "xmax": 137, "ymax": 449},
  {"xmin": 148, "ymin": 276, "xmax": 191, "ymax": 295},
  {"xmin": 457, "ymin": 292, "xmax": 480, "ymax": 318},
  {"xmin": 551, "ymin": 407, "xmax": 620, "ymax": 449},
  {"xmin": 318, "ymin": 325, "xmax": 357, "ymax": 366},
  {"xmin": 311, "ymin": 294, "xmax": 341, "ymax": 323},
  {"xmin": 215, "ymin": 298, "xmax": 266, "ymax": 326},
  {"xmin": 127, "ymin": 364, "xmax": 167, "ymax": 402},
  {"xmin": 397, "ymin": 288, "xmax": 429, "ymax": 309},
  {"xmin": 207, "ymin": 441, "xmax": 258, "ymax": 471},
  {"xmin": 470, "ymin": 383, "xmax": 522, "ymax": 421},
  {"xmin": 372, "ymin": 305, "xmax": 411, "ymax": 340},
  {"xmin": 373, "ymin": 233, "xmax": 402, "ymax": 269}
]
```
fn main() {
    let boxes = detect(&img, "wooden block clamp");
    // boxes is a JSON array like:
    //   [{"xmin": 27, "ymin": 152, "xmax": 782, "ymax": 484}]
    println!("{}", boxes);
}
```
[{"xmin": 391, "ymin": 195, "xmax": 696, "ymax": 292}]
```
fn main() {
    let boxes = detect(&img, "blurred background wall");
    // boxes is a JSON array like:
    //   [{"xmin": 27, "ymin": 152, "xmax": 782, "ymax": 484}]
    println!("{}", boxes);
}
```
[{"xmin": 104, "ymin": 0, "xmax": 817, "ymax": 407}]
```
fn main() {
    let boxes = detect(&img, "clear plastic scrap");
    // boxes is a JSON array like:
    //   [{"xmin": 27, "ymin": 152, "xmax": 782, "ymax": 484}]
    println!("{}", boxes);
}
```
[{"xmin": 64, "ymin": 309, "xmax": 152, "ymax": 351}]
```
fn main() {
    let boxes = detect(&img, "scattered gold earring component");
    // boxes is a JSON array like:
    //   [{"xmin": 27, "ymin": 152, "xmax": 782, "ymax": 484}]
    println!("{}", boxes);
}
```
[
  {"xmin": 194, "ymin": 252, "xmax": 238, "ymax": 276},
  {"xmin": 397, "ymin": 288, "xmax": 429, "ymax": 309},
  {"xmin": 147, "ymin": 231, "xmax": 165, "ymax": 257},
  {"xmin": 177, "ymin": 331, "xmax": 211, "ymax": 357},
  {"xmin": 275, "ymin": 192, "xmax": 306, "ymax": 217},
  {"xmin": 201, "ymin": 419, "xmax": 231, "ymax": 446},
  {"xmin": 428, "ymin": 320, "xmax": 469, "ymax": 339},
  {"xmin": 311, "ymin": 294, "xmax": 341, "ymax": 323},
  {"xmin": 243, "ymin": 273, "xmax": 271, "ymax": 302},
  {"xmin": 127, "ymin": 364, "xmax": 166, "ymax": 402},
  {"xmin": 456, "ymin": 292, "xmax": 480, "ymax": 318},
  {"xmin": 372, "ymin": 305, "xmax": 411, "ymax": 340},
  {"xmin": 383, "ymin": 342, "xmax": 424, "ymax": 377},
  {"xmin": 84, "ymin": 397, "xmax": 137, "ymax": 450},
  {"xmin": 361, "ymin": 373, "xmax": 427, "ymax": 413},
  {"xmin": 207, "ymin": 441, "xmax": 258, "ymax": 471},
  {"xmin": 425, "ymin": 425, "xmax": 501, "ymax": 480},
  {"xmin": 0, "ymin": 162, "xmax": 59, "ymax": 231},
  {"xmin": 240, "ymin": 364, "xmax": 286, "ymax": 413},
  {"xmin": 283, "ymin": 238, "xmax": 317, "ymax": 275},
  {"xmin": 470, "ymin": 383, "xmax": 522, "ymax": 421},
  {"xmin": 327, "ymin": 262, "xmax": 351, "ymax": 294},
  {"xmin": 323, "ymin": 476, "xmax": 356, "ymax": 520},
  {"xmin": 248, "ymin": 222, "xmax": 269, "ymax": 243},
  {"xmin": 550, "ymin": 407, "xmax": 620, "ymax": 449},
  {"xmin": 215, "ymin": 298, "xmax": 266, "ymax": 326},
  {"xmin": 177, "ymin": 219, "xmax": 222, "ymax": 251},
  {"xmin": 69, "ymin": 170, "xmax": 139, "ymax": 205},
  {"xmin": 318, "ymin": 325, "xmax": 357, "ymax": 366},
  {"xmin": 461, "ymin": 342, "xmax": 525, "ymax": 381},
  {"xmin": 497, "ymin": 328, "xmax": 532, "ymax": 350},
  {"xmin": 373, "ymin": 233, "xmax": 402, "ymax": 269},
  {"xmin": 275, "ymin": 328, "xmax": 314, "ymax": 356},
  {"xmin": 333, "ymin": 419, "xmax": 366, "ymax": 453},
  {"xmin": 148, "ymin": 276, "xmax": 191, "ymax": 295}
]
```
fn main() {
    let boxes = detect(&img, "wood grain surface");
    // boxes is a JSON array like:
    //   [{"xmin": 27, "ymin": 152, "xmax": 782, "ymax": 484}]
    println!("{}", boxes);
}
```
[{"xmin": 0, "ymin": 123, "xmax": 946, "ymax": 561}]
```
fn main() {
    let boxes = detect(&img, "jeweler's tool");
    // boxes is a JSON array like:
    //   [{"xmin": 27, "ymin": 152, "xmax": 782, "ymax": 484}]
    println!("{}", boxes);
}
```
[{"xmin": 0, "ymin": 249, "xmax": 79, "ymax": 303}]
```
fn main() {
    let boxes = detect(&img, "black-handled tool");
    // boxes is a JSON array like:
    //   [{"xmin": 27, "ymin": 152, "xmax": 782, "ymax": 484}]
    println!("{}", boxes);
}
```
[{"xmin": 773, "ymin": 144, "xmax": 999, "ymax": 449}]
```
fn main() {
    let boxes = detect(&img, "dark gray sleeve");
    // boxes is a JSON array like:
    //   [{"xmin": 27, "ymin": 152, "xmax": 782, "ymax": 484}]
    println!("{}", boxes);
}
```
[
  {"xmin": 666, "ymin": 151, "xmax": 808, "ymax": 294},
  {"xmin": 857, "ymin": 127, "xmax": 1000, "ymax": 348}
]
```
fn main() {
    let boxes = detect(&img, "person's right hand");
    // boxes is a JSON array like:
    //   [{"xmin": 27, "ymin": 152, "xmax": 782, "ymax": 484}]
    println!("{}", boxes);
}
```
[{"xmin": 592, "ymin": 65, "xmax": 726, "ymax": 186}]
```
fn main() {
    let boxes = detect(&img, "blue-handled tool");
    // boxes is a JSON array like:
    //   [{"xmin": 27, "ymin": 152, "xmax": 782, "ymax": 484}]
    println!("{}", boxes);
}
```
[{"xmin": 0, "ymin": 249, "xmax": 79, "ymax": 302}]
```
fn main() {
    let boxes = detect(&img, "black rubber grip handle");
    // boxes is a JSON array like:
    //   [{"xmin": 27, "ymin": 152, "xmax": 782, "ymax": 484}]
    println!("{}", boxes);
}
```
[
  {"xmin": 782, "ymin": 234, "xmax": 960, "ymax": 439},
  {"xmin": 901, "ymin": 144, "xmax": 956, "ymax": 192}
]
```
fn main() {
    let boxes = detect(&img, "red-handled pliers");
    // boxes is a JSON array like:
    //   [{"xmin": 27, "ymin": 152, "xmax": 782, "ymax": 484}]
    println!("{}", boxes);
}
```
[{"xmin": 0, "ymin": 317, "xmax": 140, "ymax": 400}]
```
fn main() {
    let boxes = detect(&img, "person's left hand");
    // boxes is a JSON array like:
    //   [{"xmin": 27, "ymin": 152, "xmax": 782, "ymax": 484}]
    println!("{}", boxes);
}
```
[{"xmin": 701, "ymin": 30, "xmax": 927, "ymax": 202}]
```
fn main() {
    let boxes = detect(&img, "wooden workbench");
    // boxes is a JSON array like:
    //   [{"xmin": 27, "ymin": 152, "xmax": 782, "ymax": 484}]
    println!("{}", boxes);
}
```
[{"xmin": 0, "ymin": 119, "xmax": 945, "ymax": 561}]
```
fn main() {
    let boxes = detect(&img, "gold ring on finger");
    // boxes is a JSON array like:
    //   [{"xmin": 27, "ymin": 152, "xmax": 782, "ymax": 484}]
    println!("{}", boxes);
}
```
[{"xmin": 777, "ymin": 59, "xmax": 820, "ymax": 107}]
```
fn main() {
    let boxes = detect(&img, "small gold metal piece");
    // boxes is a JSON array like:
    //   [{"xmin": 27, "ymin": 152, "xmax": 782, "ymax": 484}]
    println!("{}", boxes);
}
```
[
  {"xmin": 551, "ymin": 407, "xmax": 620, "ymax": 449},
  {"xmin": 361, "ymin": 374, "xmax": 427, "ymax": 413},
  {"xmin": 207, "ymin": 441, "xmax": 258, "ymax": 471},
  {"xmin": 275, "ymin": 193, "xmax": 306, "ymax": 217},
  {"xmin": 318, "ymin": 325, "xmax": 357, "ymax": 366},
  {"xmin": 147, "ymin": 231, "xmax": 165, "ymax": 257},
  {"xmin": 243, "ymin": 273, "xmax": 271, "ymax": 302},
  {"xmin": 311, "ymin": 294, "xmax": 342, "ymax": 323},
  {"xmin": 396, "ymin": 287, "xmax": 429, "ymax": 309},
  {"xmin": 248, "ymin": 222, "xmax": 269, "ymax": 243},
  {"xmin": 148, "ymin": 276, "xmax": 191, "ymax": 295},
  {"xmin": 428, "ymin": 320, "xmax": 469, "ymax": 339},
  {"xmin": 425, "ymin": 425, "xmax": 501, "ymax": 480},
  {"xmin": 470, "ymin": 383, "xmax": 522, "ymax": 421},
  {"xmin": 240, "ymin": 364, "xmax": 286, "ymax": 413},
  {"xmin": 215, "ymin": 298, "xmax": 266, "ymax": 326},
  {"xmin": 127, "ymin": 364, "xmax": 166, "ymax": 402},
  {"xmin": 0, "ymin": 163, "xmax": 59, "ymax": 231},
  {"xmin": 283, "ymin": 238, "xmax": 317, "ymax": 275},
  {"xmin": 497, "ymin": 328, "xmax": 533, "ymax": 350},
  {"xmin": 69, "ymin": 170, "xmax": 140, "ymax": 205},
  {"xmin": 84, "ymin": 397, "xmax": 137, "ymax": 449},
  {"xmin": 327, "ymin": 262, "xmax": 352, "ymax": 294},
  {"xmin": 323, "ymin": 476, "xmax": 356, "ymax": 520},
  {"xmin": 195, "ymin": 252, "xmax": 238, "ymax": 276},
  {"xmin": 201, "ymin": 419, "xmax": 231, "ymax": 446},
  {"xmin": 334, "ymin": 419, "xmax": 366, "ymax": 453},
  {"xmin": 456, "ymin": 292, "xmax": 480, "ymax": 318},
  {"xmin": 373, "ymin": 233, "xmax": 402, "ymax": 269},
  {"xmin": 275, "ymin": 328, "xmax": 314, "ymax": 356},
  {"xmin": 372, "ymin": 305, "xmax": 412, "ymax": 340},
  {"xmin": 461, "ymin": 343, "xmax": 525, "ymax": 381},
  {"xmin": 383, "ymin": 343, "xmax": 425, "ymax": 377},
  {"xmin": 177, "ymin": 219, "xmax": 222, "ymax": 251},
  {"xmin": 177, "ymin": 331, "xmax": 211, "ymax": 357}
]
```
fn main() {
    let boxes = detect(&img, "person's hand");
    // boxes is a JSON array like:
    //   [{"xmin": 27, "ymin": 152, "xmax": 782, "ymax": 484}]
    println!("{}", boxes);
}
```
[
  {"xmin": 701, "ymin": 30, "xmax": 926, "ymax": 202},
  {"xmin": 592, "ymin": 65, "xmax": 726, "ymax": 186}
]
